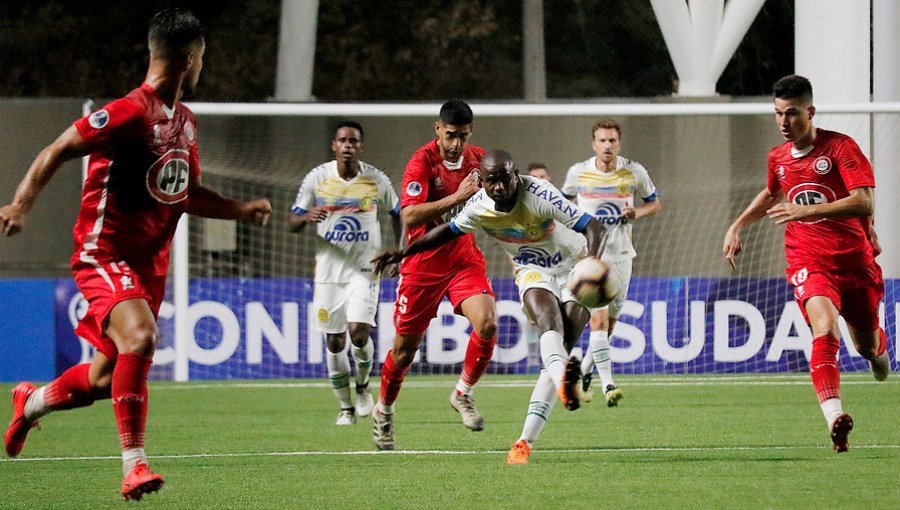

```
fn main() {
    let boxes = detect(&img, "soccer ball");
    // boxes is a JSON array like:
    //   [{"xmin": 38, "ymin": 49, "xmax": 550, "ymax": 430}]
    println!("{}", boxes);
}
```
[{"xmin": 567, "ymin": 257, "xmax": 619, "ymax": 308}]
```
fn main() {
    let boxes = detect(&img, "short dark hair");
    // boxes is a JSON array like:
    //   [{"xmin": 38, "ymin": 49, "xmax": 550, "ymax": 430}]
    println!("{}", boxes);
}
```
[
  {"xmin": 591, "ymin": 118, "xmax": 621, "ymax": 138},
  {"xmin": 773, "ymin": 75, "xmax": 813, "ymax": 103},
  {"xmin": 148, "ymin": 8, "xmax": 206, "ymax": 54},
  {"xmin": 335, "ymin": 120, "xmax": 364, "ymax": 140},
  {"xmin": 527, "ymin": 163, "xmax": 547, "ymax": 171},
  {"xmin": 439, "ymin": 100, "xmax": 474, "ymax": 126}
]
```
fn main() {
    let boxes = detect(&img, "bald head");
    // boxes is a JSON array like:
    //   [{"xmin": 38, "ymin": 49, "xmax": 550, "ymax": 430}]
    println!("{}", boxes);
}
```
[{"xmin": 481, "ymin": 150, "xmax": 514, "ymax": 172}]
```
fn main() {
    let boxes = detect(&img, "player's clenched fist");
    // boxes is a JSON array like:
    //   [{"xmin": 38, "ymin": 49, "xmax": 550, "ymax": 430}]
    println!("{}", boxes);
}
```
[
  {"xmin": 243, "ymin": 199, "xmax": 272, "ymax": 226},
  {"xmin": 0, "ymin": 204, "xmax": 26, "ymax": 237}
]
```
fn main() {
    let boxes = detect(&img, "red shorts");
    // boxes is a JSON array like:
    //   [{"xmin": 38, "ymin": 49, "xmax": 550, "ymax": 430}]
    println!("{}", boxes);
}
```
[
  {"xmin": 788, "ymin": 263, "xmax": 884, "ymax": 332},
  {"xmin": 393, "ymin": 264, "xmax": 494, "ymax": 336},
  {"xmin": 72, "ymin": 255, "xmax": 166, "ymax": 361}
]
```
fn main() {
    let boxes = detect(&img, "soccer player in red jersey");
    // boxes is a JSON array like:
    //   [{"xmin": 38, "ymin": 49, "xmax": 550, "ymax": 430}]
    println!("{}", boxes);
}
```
[
  {"xmin": 1, "ymin": 9, "xmax": 271, "ymax": 499},
  {"xmin": 372, "ymin": 100, "xmax": 498, "ymax": 450},
  {"xmin": 724, "ymin": 75, "xmax": 889, "ymax": 454}
]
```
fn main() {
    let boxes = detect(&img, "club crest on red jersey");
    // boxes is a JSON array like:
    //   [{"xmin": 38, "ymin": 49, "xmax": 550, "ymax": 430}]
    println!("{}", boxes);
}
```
[
  {"xmin": 814, "ymin": 156, "xmax": 832, "ymax": 175},
  {"xmin": 88, "ymin": 110, "xmax": 110, "ymax": 129},
  {"xmin": 146, "ymin": 149, "xmax": 190, "ymax": 204},
  {"xmin": 787, "ymin": 182, "xmax": 836, "ymax": 224}
]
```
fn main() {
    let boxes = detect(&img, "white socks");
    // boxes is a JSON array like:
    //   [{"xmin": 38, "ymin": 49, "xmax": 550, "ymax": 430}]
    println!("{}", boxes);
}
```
[
  {"xmin": 821, "ymin": 398, "xmax": 844, "ymax": 429},
  {"xmin": 518, "ymin": 370, "xmax": 556, "ymax": 445},
  {"xmin": 352, "ymin": 336, "xmax": 374, "ymax": 387},
  {"xmin": 539, "ymin": 331, "xmax": 568, "ymax": 387},
  {"xmin": 122, "ymin": 447, "xmax": 147, "ymax": 476},
  {"xmin": 23, "ymin": 386, "xmax": 50, "ymax": 422},
  {"xmin": 326, "ymin": 341, "xmax": 353, "ymax": 409},
  {"xmin": 588, "ymin": 330, "xmax": 615, "ymax": 388}
]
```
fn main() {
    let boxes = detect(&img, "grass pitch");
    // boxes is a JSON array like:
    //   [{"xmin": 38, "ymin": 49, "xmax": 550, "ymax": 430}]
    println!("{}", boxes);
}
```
[{"xmin": 1, "ymin": 374, "xmax": 898, "ymax": 509}]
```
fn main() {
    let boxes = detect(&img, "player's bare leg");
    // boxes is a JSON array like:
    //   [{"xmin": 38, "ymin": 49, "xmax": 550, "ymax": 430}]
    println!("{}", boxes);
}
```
[
  {"xmin": 805, "ymin": 296, "xmax": 851, "ymax": 453},
  {"xmin": 847, "ymin": 323, "xmax": 889, "ymax": 381},
  {"xmin": 373, "ymin": 333, "xmax": 423, "ymax": 450},
  {"xmin": 105, "ymin": 299, "xmax": 164, "ymax": 499},
  {"xmin": 451, "ymin": 294, "xmax": 498, "ymax": 431}
]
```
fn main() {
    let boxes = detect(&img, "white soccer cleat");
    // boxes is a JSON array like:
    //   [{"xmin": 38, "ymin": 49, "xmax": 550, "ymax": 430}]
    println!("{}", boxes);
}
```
[
  {"xmin": 356, "ymin": 384, "xmax": 375, "ymax": 417},
  {"xmin": 604, "ymin": 384, "xmax": 624, "ymax": 407},
  {"xmin": 335, "ymin": 408, "xmax": 357, "ymax": 426},
  {"xmin": 449, "ymin": 390, "xmax": 485, "ymax": 431},
  {"xmin": 372, "ymin": 409, "xmax": 395, "ymax": 450}
]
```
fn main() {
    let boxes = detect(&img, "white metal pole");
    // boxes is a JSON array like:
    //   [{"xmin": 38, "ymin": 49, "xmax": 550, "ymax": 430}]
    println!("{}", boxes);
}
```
[
  {"xmin": 275, "ymin": 0, "xmax": 319, "ymax": 101},
  {"xmin": 173, "ymin": 215, "xmax": 190, "ymax": 381},
  {"xmin": 523, "ymin": 0, "xmax": 546, "ymax": 101}
]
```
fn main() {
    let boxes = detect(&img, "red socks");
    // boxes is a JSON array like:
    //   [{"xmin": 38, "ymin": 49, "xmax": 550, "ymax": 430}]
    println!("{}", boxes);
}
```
[
  {"xmin": 112, "ymin": 353, "xmax": 152, "ymax": 451},
  {"xmin": 44, "ymin": 363, "xmax": 95, "ymax": 411},
  {"xmin": 878, "ymin": 327, "xmax": 887, "ymax": 356},
  {"xmin": 379, "ymin": 352, "xmax": 407, "ymax": 407},
  {"xmin": 810, "ymin": 335, "xmax": 841, "ymax": 404},
  {"xmin": 460, "ymin": 331, "xmax": 496, "ymax": 387}
]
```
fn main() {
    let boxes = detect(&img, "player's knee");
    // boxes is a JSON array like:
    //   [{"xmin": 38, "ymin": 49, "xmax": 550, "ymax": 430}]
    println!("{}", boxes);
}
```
[
  {"xmin": 326, "ymin": 333, "xmax": 347, "ymax": 353},
  {"xmin": 121, "ymin": 322, "xmax": 159, "ymax": 355},
  {"xmin": 476, "ymin": 320, "xmax": 498, "ymax": 340},
  {"xmin": 89, "ymin": 373, "xmax": 113, "ymax": 397},
  {"xmin": 392, "ymin": 345, "xmax": 417, "ymax": 368},
  {"xmin": 348, "ymin": 324, "xmax": 371, "ymax": 347}
]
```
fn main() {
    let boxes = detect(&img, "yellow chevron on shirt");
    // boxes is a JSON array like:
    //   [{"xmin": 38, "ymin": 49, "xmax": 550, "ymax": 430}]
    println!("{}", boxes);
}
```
[
  {"xmin": 576, "ymin": 168, "xmax": 637, "ymax": 199},
  {"xmin": 316, "ymin": 176, "xmax": 380, "ymax": 212},
  {"xmin": 477, "ymin": 202, "xmax": 556, "ymax": 244}
]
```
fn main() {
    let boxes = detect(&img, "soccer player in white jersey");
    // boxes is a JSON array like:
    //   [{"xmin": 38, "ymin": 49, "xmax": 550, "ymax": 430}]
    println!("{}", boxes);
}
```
[
  {"xmin": 291, "ymin": 121, "xmax": 402, "ymax": 425},
  {"xmin": 562, "ymin": 119, "xmax": 660, "ymax": 406},
  {"xmin": 372, "ymin": 150, "xmax": 608, "ymax": 464}
]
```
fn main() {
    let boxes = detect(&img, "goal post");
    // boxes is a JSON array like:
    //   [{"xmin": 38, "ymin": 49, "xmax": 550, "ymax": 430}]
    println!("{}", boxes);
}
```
[{"xmin": 155, "ymin": 100, "xmax": 900, "ymax": 381}]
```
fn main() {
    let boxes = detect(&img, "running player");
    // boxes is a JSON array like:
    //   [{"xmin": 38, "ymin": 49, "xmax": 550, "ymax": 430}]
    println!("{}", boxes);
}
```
[
  {"xmin": 723, "ymin": 74, "xmax": 889, "ymax": 453},
  {"xmin": 1, "ymin": 9, "xmax": 272, "ymax": 499},
  {"xmin": 290, "ymin": 121, "xmax": 401, "ymax": 425},
  {"xmin": 372, "ymin": 150, "xmax": 607, "ymax": 464},
  {"xmin": 562, "ymin": 119, "xmax": 660, "ymax": 406},
  {"xmin": 371, "ymin": 100, "xmax": 498, "ymax": 450}
]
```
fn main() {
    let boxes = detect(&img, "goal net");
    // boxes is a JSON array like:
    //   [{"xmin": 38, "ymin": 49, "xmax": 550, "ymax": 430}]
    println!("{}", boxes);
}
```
[{"xmin": 129, "ymin": 102, "xmax": 898, "ymax": 380}]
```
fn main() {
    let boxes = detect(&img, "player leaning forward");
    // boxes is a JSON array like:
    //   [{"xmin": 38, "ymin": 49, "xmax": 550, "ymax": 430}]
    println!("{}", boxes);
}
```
[
  {"xmin": 290, "ymin": 121, "xmax": 402, "ymax": 425},
  {"xmin": 563, "ymin": 119, "xmax": 660, "ymax": 406},
  {"xmin": 1, "ymin": 9, "xmax": 272, "ymax": 500},
  {"xmin": 373, "ymin": 151, "xmax": 608, "ymax": 464},
  {"xmin": 724, "ymin": 75, "xmax": 889, "ymax": 454}
]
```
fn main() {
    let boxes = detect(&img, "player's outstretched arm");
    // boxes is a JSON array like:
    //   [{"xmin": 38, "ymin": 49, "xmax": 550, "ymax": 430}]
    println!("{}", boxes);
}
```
[
  {"xmin": 371, "ymin": 222, "xmax": 461, "ymax": 275},
  {"xmin": 723, "ymin": 188, "xmax": 782, "ymax": 269},
  {"xmin": 402, "ymin": 172, "xmax": 480, "ymax": 227},
  {"xmin": 186, "ymin": 185, "xmax": 272, "ymax": 226},
  {"xmin": 1, "ymin": 125, "xmax": 90, "ymax": 237},
  {"xmin": 379, "ymin": 213, "xmax": 405, "ymax": 277}
]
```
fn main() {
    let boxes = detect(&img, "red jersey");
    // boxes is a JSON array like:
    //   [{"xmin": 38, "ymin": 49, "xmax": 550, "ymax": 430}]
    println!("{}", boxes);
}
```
[
  {"xmin": 400, "ymin": 140, "xmax": 486, "ymax": 283},
  {"xmin": 766, "ymin": 128, "xmax": 876, "ymax": 271},
  {"xmin": 72, "ymin": 83, "xmax": 201, "ymax": 276}
]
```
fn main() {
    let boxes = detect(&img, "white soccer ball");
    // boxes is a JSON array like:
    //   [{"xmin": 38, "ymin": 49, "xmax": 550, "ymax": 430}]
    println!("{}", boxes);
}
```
[{"xmin": 567, "ymin": 257, "xmax": 620, "ymax": 308}]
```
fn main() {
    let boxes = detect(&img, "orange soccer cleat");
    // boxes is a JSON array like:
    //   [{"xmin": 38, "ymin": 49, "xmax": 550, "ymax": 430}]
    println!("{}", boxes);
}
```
[
  {"xmin": 5, "ymin": 382, "xmax": 38, "ymax": 457},
  {"xmin": 507, "ymin": 440, "xmax": 531, "ymax": 464},
  {"xmin": 557, "ymin": 357, "xmax": 581, "ymax": 411},
  {"xmin": 122, "ymin": 461, "xmax": 165, "ymax": 501}
]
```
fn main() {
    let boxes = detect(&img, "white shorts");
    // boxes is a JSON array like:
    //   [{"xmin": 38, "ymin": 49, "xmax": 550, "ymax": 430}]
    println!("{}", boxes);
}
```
[
  {"xmin": 313, "ymin": 272, "xmax": 380, "ymax": 334},
  {"xmin": 592, "ymin": 258, "xmax": 633, "ymax": 319},
  {"xmin": 513, "ymin": 260, "xmax": 578, "ymax": 306}
]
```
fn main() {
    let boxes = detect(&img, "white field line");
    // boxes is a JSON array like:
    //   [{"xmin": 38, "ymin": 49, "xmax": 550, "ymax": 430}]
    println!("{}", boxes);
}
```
[
  {"xmin": 154, "ymin": 374, "xmax": 898, "ymax": 390},
  {"xmin": 3, "ymin": 444, "xmax": 899, "ymax": 463}
]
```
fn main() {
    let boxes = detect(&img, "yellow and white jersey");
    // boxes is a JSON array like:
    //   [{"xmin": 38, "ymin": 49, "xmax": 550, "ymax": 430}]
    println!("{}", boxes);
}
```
[
  {"xmin": 449, "ymin": 175, "xmax": 593, "ymax": 276},
  {"xmin": 561, "ymin": 155, "xmax": 658, "ymax": 262},
  {"xmin": 293, "ymin": 160, "xmax": 400, "ymax": 283}
]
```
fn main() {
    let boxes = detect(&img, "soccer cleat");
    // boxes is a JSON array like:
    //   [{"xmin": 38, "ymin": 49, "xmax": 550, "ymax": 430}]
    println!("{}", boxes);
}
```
[
  {"xmin": 372, "ymin": 409, "xmax": 395, "ymax": 451},
  {"xmin": 449, "ymin": 390, "xmax": 485, "ymax": 431},
  {"xmin": 871, "ymin": 328, "xmax": 890, "ymax": 382},
  {"xmin": 507, "ymin": 440, "xmax": 531, "ymax": 465},
  {"xmin": 5, "ymin": 382, "xmax": 38, "ymax": 457},
  {"xmin": 121, "ymin": 461, "xmax": 164, "ymax": 501},
  {"xmin": 580, "ymin": 373, "xmax": 594, "ymax": 403},
  {"xmin": 335, "ymin": 408, "xmax": 357, "ymax": 426},
  {"xmin": 604, "ymin": 384, "xmax": 624, "ymax": 407},
  {"xmin": 356, "ymin": 384, "xmax": 375, "ymax": 417},
  {"xmin": 557, "ymin": 356, "xmax": 581, "ymax": 411},
  {"xmin": 830, "ymin": 413, "xmax": 853, "ymax": 454}
]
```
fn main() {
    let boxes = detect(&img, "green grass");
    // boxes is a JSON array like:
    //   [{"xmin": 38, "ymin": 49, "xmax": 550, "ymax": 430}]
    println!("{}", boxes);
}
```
[{"xmin": 1, "ymin": 374, "xmax": 899, "ymax": 509}]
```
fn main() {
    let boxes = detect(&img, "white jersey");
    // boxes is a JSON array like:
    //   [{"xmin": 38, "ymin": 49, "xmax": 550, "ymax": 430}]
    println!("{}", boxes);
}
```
[
  {"xmin": 449, "ymin": 175, "xmax": 593, "ymax": 276},
  {"xmin": 562, "ymin": 155, "xmax": 658, "ymax": 262},
  {"xmin": 293, "ymin": 161, "xmax": 400, "ymax": 283}
]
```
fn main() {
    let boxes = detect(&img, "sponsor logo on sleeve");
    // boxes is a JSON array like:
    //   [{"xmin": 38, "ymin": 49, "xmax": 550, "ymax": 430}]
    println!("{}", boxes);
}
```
[
  {"xmin": 406, "ymin": 181, "xmax": 423, "ymax": 197},
  {"xmin": 88, "ymin": 110, "xmax": 110, "ymax": 129}
]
